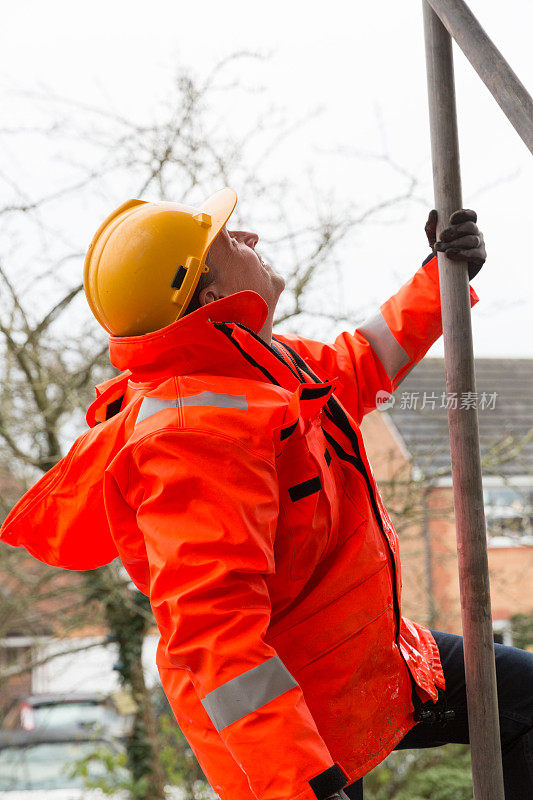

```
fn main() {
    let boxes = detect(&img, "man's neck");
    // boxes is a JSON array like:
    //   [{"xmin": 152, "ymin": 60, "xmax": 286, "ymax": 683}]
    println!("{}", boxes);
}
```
[{"xmin": 258, "ymin": 316, "xmax": 273, "ymax": 346}]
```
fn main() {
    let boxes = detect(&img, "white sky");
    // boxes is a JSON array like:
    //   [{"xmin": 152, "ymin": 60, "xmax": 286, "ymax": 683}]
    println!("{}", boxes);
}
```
[{"xmin": 1, "ymin": 0, "xmax": 532, "ymax": 357}]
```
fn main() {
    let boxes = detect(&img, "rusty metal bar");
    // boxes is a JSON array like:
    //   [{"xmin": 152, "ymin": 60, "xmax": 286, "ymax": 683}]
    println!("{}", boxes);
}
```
[{"xmin": 422, "ymin": 3, "xmax": 505, "ymax": 799}]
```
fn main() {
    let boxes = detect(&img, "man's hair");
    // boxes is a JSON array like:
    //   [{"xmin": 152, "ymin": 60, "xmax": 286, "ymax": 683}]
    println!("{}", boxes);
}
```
[{"xmin": 182, "ymin": 249, "xmax": 216, "ymax": 316}]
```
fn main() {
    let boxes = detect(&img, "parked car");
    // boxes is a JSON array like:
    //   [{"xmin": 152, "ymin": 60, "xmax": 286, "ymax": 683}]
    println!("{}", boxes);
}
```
[
  {"xmin": 0, "ymin": 727, "xmax": 128, "ymax": 799},
  {"xmin": 2, "ymin": 693, "xmax": 133, "ymax": 739}
]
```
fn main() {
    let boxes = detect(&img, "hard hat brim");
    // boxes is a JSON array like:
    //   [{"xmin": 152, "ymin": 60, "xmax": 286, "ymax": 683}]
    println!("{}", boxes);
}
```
[{"xmin": 200, "ymin": 187, "xmax": 238, "ymax": 251}]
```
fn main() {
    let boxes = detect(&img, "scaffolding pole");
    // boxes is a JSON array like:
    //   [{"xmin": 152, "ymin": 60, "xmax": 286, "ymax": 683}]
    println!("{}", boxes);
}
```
[
  {"xmin": 422, "ymin": 3, "xmax": 505, "ymax": 799},
  {"xmin": 426, "ymin": 0, "xmax": 533, "ymax": 154}
]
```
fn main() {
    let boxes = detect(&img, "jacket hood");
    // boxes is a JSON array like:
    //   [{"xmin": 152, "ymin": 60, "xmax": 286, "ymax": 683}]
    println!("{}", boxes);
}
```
[
  {"xmin": 0, "ymin": 415, "xmax": 126, "ymax": 570},
  {"xmin": 108, "ymin": 290, "xmax": 269, "ymax": 375}
]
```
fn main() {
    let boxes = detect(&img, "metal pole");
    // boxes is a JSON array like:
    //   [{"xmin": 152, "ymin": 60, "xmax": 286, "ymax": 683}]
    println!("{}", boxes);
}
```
[
  {"xmin": 426, "ymin": 0, "xmax": 533, "ymax": 154},
  {"xmin": 422, "ymin": 4, "xmax": 505, "ymax": 800}
]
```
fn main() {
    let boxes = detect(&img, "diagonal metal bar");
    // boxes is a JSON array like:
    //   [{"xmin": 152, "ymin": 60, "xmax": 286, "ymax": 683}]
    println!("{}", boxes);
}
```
[
  {"xmin": 422, "ymin": 3, "xmax": 506, "ymax": 799},
  {"xmin": 426, "ymin": 0, "xmax": 533, "ymax": 154}
]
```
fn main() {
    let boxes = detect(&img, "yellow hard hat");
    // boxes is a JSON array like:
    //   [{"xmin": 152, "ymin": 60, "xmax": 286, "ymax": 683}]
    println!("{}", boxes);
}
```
[{"xmin": 83, "ymin": 187, "xmax": 237, "ymax": 336}]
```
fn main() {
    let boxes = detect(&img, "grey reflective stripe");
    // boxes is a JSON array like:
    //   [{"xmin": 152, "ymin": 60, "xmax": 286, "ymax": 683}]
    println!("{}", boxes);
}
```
[
  {"xmin": 181, "ymin": 391, "xmax": 248, "ymax": 410},
  {"xmin": 357, "ymin": 312, "xmax": 410, "ymax": 380},
  {"xmin": 201, "ymin": 656, "xmax": 298, "ymax": 732},
  {"xmin": 136, "ymin": 397, "xmax": 177, "ymax": 424},
  {"xmin": 136, "ymin": 392, "xmax": 248, "ymax": 425}
]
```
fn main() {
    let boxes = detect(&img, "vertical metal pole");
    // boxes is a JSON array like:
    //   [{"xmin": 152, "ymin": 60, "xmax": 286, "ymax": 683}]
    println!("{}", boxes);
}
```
[{"xmin": 422, "ymin": 4, "xmax": 505, "ymax": 800}]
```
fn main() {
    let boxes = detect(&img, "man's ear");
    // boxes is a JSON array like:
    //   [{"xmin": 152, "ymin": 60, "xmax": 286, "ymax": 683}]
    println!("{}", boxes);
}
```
[{"xmin": 199, "ymin": 284, "xmax": 225, "ymax": 307}]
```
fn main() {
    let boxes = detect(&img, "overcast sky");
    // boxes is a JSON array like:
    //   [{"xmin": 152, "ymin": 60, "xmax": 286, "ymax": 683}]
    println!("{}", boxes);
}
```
[{"xmin": 1, "ymin": 0, "xmax": 532, "ymax": 357}]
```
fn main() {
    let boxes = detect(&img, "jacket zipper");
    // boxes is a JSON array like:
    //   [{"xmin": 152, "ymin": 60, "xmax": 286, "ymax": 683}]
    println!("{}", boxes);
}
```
[
  {"xmin": 212, "ymin": 322, "xmax": 285, "ymax": 385},
  {"xmin": 321, "ymin": 419, "xmax": 425, "ymax": 716}
]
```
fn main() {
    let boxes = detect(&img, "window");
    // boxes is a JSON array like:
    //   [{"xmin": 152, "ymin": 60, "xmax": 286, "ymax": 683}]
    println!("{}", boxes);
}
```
[
  {"xmin": 0, "ymin": 643, "xmax": 33, "ymax": 671},
  {"xmin": 483, "ymin": 485, "xmax": 533, "ymax": 546},
  {"xmin": 493, "ymin": 619, "xmax": 513, "ymax": 647},
  {"xmin": 31, "ymin": 701, "xmax": 120, "ymax": 731}
]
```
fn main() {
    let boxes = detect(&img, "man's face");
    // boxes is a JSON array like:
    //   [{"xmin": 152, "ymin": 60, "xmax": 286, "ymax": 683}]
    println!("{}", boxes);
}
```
[{"xmin": 200, "ymin": 227, "xmax": 285, "ymax": 319}]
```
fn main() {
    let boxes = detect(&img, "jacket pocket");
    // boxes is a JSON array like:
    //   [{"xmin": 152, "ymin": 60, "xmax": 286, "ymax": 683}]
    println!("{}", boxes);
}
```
[
  {"xmin": 267, "ymin": 562, "xmax": 394, "ymax": 673},
  {"xmin": 277, "ymin": 423, "xmax": 338, "ymax": 582}
]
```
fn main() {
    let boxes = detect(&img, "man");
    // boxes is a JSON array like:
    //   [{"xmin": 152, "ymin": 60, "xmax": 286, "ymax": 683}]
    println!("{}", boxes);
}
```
[{"xmin": 1, "ymin": 188, "xmax": 531, "ymax": 800}]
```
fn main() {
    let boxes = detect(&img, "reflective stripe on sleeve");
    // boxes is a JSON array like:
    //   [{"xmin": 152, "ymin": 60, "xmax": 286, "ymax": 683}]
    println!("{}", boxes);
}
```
[
  {"xmin": 136, "ymin": 391, "xmax": 248, "ymax": 425},
  {"xmin": 357, "ymin": 312, "xmax": 410, "ymax": 379},
  {"xmin": 201, "ymin": 656, "xmax": 298, "ymax": 732}
]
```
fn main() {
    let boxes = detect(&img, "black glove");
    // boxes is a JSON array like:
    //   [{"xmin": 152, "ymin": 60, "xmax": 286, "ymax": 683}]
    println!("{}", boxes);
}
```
[{"xmin": 424, "ymin": 208, "xmax": 486, "ymax": 280}]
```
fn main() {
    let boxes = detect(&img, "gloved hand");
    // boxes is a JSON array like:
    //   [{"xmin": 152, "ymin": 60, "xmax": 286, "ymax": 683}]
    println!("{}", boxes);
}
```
[{"xmin": 424, "ymin": 208, "xmax": 486, "ymax": 280}]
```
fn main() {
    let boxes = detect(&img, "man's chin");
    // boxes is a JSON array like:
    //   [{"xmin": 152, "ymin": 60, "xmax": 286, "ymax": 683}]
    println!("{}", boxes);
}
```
[{"xmin": 273, "ymin": 271, "xmax": 286, "ymax": 293}]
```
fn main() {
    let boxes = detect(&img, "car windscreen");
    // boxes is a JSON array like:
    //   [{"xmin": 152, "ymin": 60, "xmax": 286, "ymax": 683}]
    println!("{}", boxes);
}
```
[
  {"xmin": 0, "ymin": 741, "xmax": 110, "ymax": 790},
  {"xmin": 32, "ymin": 702, "xmax": 119, "ymax": 730}
]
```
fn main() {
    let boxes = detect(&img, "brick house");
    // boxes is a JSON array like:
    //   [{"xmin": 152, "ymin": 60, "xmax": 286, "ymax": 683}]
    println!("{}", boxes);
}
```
[{"xmin": 361, "ymin": 358, "xmax": 533, "ymax": 647}]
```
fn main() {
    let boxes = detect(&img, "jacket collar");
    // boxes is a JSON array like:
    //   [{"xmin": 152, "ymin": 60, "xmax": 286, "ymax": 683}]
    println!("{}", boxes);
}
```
[
  {"xmin": 109, "ymin": 291, "xmax": 268, "ymax": 377},
  {"xmin": 108, "ymin": 290, "xmax": 310, "ymax": 393}
]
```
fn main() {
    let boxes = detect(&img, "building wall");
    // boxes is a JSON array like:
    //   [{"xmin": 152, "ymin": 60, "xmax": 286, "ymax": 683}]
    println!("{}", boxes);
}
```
[
  {"xmin": 360, "ymin": 410, "xmax": 437, "ymax": 628},
  {"xmin": 424, "ymin": 488, "xmax": 533, "ymax": 635},
  {"xmin": 0, "ymin": 643, "xmax": 32, "ymax": 714},
  {"xmin": 426, "ymin": 486, "xmax": 461, "ymax": 633},
  {"xmin": 488, "ymin": 547, "xmax": 533, "ymax": 622}
]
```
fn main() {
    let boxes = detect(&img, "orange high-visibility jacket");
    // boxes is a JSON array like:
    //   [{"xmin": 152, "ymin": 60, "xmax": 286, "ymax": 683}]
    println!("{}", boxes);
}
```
[{"xmin": 1, "ymin": 256, "xmax": 478, "ymax": 800}]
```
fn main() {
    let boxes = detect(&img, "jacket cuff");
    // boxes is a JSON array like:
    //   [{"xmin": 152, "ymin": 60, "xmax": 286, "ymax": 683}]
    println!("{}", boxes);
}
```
[{"xmin": 309, "ymin": 764, "xmax": 349, "ymax": 800}]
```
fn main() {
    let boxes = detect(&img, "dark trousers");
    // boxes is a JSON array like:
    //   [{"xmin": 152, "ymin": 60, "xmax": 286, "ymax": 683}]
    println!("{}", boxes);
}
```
[{"xmin": 344, "ymin": 630, "xmax": 533, "ymax": 800}]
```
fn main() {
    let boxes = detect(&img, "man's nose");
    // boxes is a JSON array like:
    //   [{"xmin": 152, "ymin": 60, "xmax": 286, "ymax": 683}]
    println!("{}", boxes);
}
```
[{"xmin": 231, "ymin": 230, "xmax": 259, "ymax": 249}]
